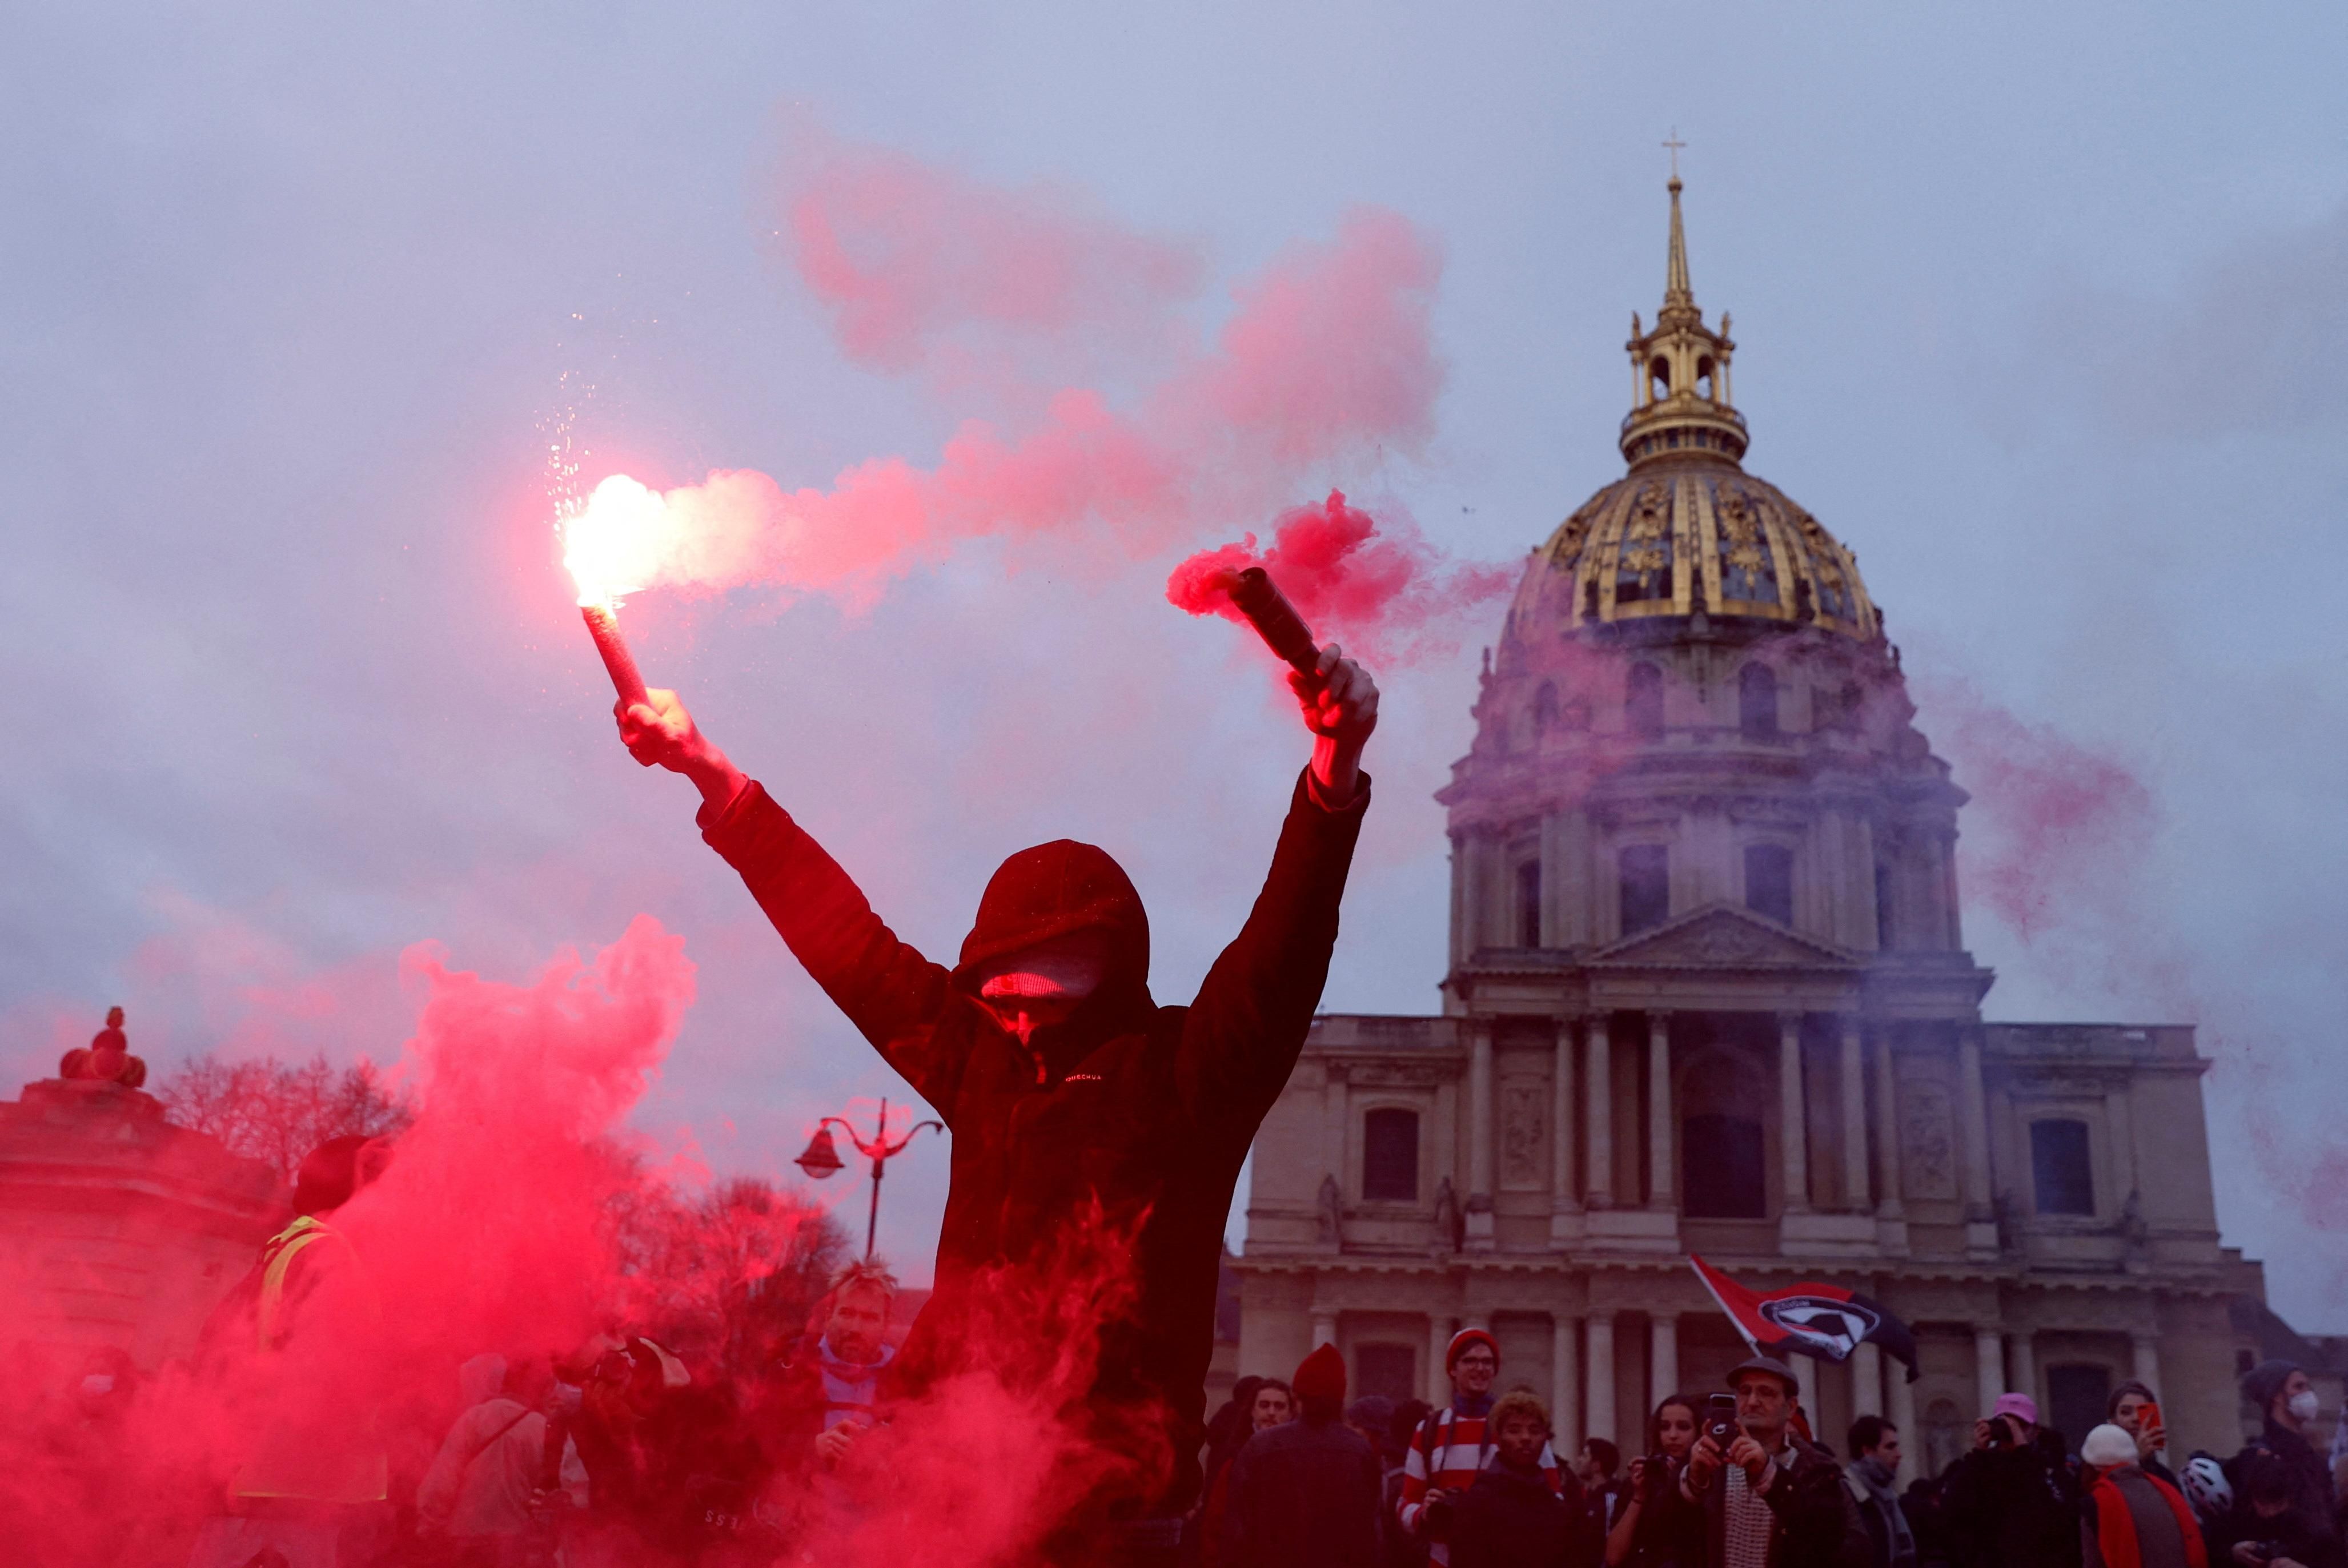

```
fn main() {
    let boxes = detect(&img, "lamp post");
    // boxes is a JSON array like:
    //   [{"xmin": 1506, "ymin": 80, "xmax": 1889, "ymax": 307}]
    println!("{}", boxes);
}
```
[{"xmin": 793, "ymin": 1096, "xmax": 944, "ymax": 1262}]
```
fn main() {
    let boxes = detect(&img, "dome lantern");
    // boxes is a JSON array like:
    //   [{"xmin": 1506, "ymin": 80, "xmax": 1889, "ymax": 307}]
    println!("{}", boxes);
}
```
[{"xmin": 1620, "ymin": 166, "xmax": 1747, "ymax": 470}]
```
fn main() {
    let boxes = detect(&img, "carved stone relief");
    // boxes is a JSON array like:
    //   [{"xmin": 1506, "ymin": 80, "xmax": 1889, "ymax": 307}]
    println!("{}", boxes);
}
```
[
  {"xmin": 1500, "ymin": 1081, "xmax": 1545, "ymax": 1190},
  {"xmin": 1901, "ymin": 1081, "xmax": 1960, "ymax": 1201}
]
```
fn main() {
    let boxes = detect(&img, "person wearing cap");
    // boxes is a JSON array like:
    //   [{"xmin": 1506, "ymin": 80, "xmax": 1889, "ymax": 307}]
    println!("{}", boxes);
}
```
[
  {"xmin": 1934, "ymin": 1390, "xmax": 2078, "ymax": 1568},
  {"xmin": 617, "ymin": 648, "xmax": 1378, "ymax": 1566},
  {"xmin": 2209, "ymin": 1361, "xmax": 2338, "ymax": 1568},
  {"xmin": 1677, "ymin": 1355, "xmax": 1869, "ymax": 1568},
  {"xmin": 1398, "ymin": 1329, "xmax": 1570, "ymax": 1564},
  {"xmin": 2077, "ymin": 1422, "xmax": 2207, "ymax": 1568},
  {"xmin": 1221, "ymin": 1344, "xmax": 1384, "ymax": 1568}
]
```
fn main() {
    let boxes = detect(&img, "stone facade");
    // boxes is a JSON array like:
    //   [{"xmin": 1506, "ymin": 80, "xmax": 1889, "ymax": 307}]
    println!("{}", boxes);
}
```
[{"xmin": 1232, "ymin": 177, "xmax": 2273, "ymax": 1481}]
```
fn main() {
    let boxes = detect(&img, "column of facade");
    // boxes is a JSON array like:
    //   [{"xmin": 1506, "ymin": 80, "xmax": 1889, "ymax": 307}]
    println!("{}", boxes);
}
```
[
  {"xmin": 1839, "ymin": 1016, "xmax": 1871, "ymax": 1212},
  {"xmin": 1973, "ymin": 1327, "xmax": 2004, "ymax": 1416},
  {"xmin": 1650, "ymin": 1314, "xmax": 1679, "ymax": 1410},
  {"xmin": 1586, "ymin": 1015, "xmax": 1615, "ymax": 1208},
  {"xmin": 1887, "ymin": 1356, "xmax": 1917, "ymax": 1485},
  {"xmin": 1586, "ymin": 1312, "xmax": 1617, "ymax": 1446},
  {"xmin": 1467, "ymin": 1022, "xmax": 1496, "ymax": 1250},
  {"xmin": 1322, "ymin": 1064, "xmax": 1348, "ymax": 1208},
  {"xmin": 1430, "ymin": 1317, "xmax": 1456, "ymax": 1406},
  {"xmin": 1851, "ymin": 1340, "xmax": 1883, "ymax": 1420},
  {"xmin": 1551, "ymin": 1018, "xmax": 1581, "ymax": 1239},
  {"xmin": 1553, "ymin": 1316, "xmax": 1583, "ymax": 1456},
  {"xmin": 2007, "ymin": 1332, "xmax": 2036, "ymax": 1406},
  {"xmin": 1778, "ymin": 1014, "xmax": 1811, "ymax": 1213},
  {"xmin": 2133, "ymin": 1332, "xmax": 2162, "ymax": 1392},
  {"xmin": 1648, "ymin": 1012, "xmax": 1675, "ymax": 1211},
  {"xmin": 1311, "ymin": 1309, "xmax": 1337, "ymax": 1348},
  {"xmin": 1871, "ymin": 1027, "xmax": 1904, "ymax": 1219},
  {"xmin": 1793, "ymin": 1355, "xmax": 1819, "ymax": 1426}
]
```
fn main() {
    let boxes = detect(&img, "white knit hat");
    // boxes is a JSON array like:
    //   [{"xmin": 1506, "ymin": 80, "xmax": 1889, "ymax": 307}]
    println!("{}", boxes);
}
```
[{"xmin": 2082, "ymin": 1423, "xmax": 2138, "ymax": 1469}]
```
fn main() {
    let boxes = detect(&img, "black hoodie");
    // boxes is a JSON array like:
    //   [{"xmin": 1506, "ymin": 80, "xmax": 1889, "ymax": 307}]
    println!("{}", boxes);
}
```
[{"xmin": 701, "ymin": 767, "xmax": 1369, "ymax": 1517}]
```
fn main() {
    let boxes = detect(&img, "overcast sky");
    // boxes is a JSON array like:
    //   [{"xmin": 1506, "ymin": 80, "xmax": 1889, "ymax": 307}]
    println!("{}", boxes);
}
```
[{"xmin": 5, "ymin": 2, "xmax": 2346, "ymax": 1328}]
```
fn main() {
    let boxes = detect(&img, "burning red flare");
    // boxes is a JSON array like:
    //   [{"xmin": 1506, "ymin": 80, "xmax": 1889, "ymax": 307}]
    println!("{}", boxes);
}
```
[{"xmin": 559, "ymin": 475, "xmax": 673, "ymax": 706}]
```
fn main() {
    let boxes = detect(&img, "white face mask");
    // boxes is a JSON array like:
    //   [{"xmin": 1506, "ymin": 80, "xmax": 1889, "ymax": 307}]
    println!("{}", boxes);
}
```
[{"xmin": 2289, "ymin": 1390, "xmax": 2320, "ymax": 1423}]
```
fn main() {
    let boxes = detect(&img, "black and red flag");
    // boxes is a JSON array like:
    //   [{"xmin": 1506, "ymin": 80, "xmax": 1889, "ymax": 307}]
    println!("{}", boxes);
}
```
[{"xmin": 1689, "ymin": 1255, "xmax": 1918, "ymax": 1380}]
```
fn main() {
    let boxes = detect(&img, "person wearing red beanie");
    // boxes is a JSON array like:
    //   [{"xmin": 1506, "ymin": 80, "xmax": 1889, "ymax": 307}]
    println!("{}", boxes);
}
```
[
  {"xmin": 1399, "ymin": 1330, "xmax": 1571, "ymax": 1565},
  {"xmin": 1218, "ymin": 1344, "xmax": 1383, "ymax": 1568}
]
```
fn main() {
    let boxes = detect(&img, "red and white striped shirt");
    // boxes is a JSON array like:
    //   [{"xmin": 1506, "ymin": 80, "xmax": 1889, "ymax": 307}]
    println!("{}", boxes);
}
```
[{"xmin": 1395, "ymin": 1405, "xmax": 1563, "ymax": 1565}]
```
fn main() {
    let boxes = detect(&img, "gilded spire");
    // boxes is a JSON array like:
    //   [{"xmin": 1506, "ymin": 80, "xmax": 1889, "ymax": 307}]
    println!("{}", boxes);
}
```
[
  {"xmin": 1660, "ymin": 132, "xmax": 1696, "ymax": 324},
  {"xmin": 1620, "ymin": 144, "xmax": 1745, "ymax": 471}
]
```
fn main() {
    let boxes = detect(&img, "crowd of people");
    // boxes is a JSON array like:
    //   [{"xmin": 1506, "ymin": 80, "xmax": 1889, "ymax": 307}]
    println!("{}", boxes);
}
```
[{"xmin": 1195, "ymin": 1329, "xmax": 2348, "ymax": 1568}]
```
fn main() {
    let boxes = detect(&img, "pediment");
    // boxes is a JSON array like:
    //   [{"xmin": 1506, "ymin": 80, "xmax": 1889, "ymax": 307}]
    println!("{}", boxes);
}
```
[{"xmin": 1588, "ymin": 903, "xmax": 1860, "ymax": 970}]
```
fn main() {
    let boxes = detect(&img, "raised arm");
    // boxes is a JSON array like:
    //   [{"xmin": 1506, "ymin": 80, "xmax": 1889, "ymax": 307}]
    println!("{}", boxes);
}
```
[
  {"xmin": 616, "ymin": 690, "xmax": 976, "ymax": 1116},
  {"xmin": 1175, "ymin": 645, "xmax": 1377, "ymax": 1126}
]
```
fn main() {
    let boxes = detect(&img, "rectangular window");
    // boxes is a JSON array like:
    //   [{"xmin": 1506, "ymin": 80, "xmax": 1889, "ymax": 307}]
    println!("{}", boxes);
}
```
[
  {"xmin": 1363, "ymin": 1108, "xmax": 1420, "ymax": 1203},
  {"xmin": 2030, "ymin": 1119, "xmax": 2096, "ymax": 1216},
  {"xmin": 1744, "ymin": 844, "xmax": 1795, "ymax": 926},
  {"xmin": 1516, "ymin": 859, "xmax": 1543, "ymax": 948},
  {"xmin": 1619, "ymin": 845, "xmax": 1669, "ymax": 936}
]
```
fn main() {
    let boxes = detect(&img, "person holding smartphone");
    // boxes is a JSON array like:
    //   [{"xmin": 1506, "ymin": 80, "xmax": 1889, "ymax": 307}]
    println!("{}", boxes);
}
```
[
  {"xmin": 2109, "ymin": 1380, "xmax": 2178, "ymax": 1489},
  {"xmin": 1677, "ymin": 1357, "xmax": 1869, "ymax": 1567},
  {"xmin": 1604, "ymin": 1395, "xmax": 1704, "ymax": 1567}
]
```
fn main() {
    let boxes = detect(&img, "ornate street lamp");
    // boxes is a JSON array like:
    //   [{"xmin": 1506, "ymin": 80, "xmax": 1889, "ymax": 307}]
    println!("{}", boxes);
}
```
[{"xmin": 793, "ymin": 1096, "xmax": 943, "ymax": 1262}]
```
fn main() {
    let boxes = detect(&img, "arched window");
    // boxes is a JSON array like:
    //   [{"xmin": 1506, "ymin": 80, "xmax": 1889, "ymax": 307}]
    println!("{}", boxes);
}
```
[
  {"xmin": 1619, "ymin": 845, "xmax": 1669, "ymax": 936},
  {"xmin": 1515, "ymin": 860, "xmax": 1543, "ymax": 948},
  {"xmin": 1875, "ymin": 861, "xmax": 1897, "ymax": 950},
  {"xmin": 1649, "ymin": 357, "xmax": 1671, "ymax": 400},
  {"xmin": 1681, "ymin": 1112, "xmax": 1767, "ymax": 1218},
  {"xmin": 1739, "ymin": 662, "xmax": 1779, "ymax": 739},
  {"xmin": 1626, "ymin": 663, "xmax": 1664, "ymax": 739},
  {"xmin": 1696, "ymin": 356, "xmax": 1715, "ymax": 398},
  {"xmin": 1363, "ymin": 1108, "xmax": 1420, "ymax": 1202},
  {"xmin": 1744, "ymin": 844, "xmax": 1794, "ymax": 926},
  {"xmin": 1534, "ymin": 681, "xmax": 1558, "ymax": 735},
  {"xmin": 2030, "ymin": 1119, "xmax": 2095, "ymax": 1216}
]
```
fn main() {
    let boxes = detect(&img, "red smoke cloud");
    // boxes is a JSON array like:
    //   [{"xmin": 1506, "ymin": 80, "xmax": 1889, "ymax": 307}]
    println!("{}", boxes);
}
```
[
  {"xmin": 1167, "ymin": 489, "xmax": 1514, "ymax": 666},
  {"xmin": 556, "ymin": 130, "xmax": 1503, "ymax": 654},
  {"xmin": 1925, "ymin": 677, "xmax": 2164, "ymax": 954}
]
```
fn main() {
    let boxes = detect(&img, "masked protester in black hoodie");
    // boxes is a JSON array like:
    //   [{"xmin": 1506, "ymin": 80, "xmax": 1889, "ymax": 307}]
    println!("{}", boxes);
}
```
[{"xmin": 616, "ymin": 645, "xmax": 1378, "ymax": 1566}]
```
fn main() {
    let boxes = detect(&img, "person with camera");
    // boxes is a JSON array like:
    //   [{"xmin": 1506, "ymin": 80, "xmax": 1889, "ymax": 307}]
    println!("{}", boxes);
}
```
[
  {"xmin": 1444, "ymin": 1393, "xmax": 1603, "ymax": 1568},
  {"xmin": 2108, "ymin": 1381, "xmax": 2179, "ymax": 1491},
  {"xmin": 1398, "ymin": 1330, "xmax": 1568, "ymax": 1565},
  {"xmin": 2207, "ymin": 1364, "xmax": 2341, "ymax": 1568},
  {"xmin": 1604, "ymin": 1395, "xmax": 1704, "ymax": 1567},
  {"xmin": 1933, "ymin": 1392, "xmax": 2080, "ymax": 1568},
  {"xmin": 1841, "ymin": 1416, "xmax": 1917, "ymax": 1568},
  {"xmin": 1676, "ymin": 1356, "xmax": 1869, "ymax": 1568}
]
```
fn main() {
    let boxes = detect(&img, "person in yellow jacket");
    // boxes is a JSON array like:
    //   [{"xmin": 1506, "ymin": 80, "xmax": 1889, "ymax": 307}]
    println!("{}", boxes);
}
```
[{"xmin": 188, "ymin": 1133, "xmax": 394, "ymax": 1568}]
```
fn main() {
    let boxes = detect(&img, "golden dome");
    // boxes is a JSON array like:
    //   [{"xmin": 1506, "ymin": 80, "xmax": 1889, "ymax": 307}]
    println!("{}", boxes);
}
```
[
  {"xmin": 1511, "ymin": 171, "xmax": 1877, "ymax": 642},
  {"xmin": 1516, "ymin": 464, "xmax": 1876, "ymax": 639}
]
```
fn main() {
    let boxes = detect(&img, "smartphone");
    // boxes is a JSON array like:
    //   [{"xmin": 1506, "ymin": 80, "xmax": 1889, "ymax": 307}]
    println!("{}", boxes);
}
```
[
  {"xmin": 2141, "ymin": 1400, "xmax": 2161, "ymax": 1433},
  {"xmin": 1704, "ymin": 1392, "xmax": 1739, "ymax": 1447}
]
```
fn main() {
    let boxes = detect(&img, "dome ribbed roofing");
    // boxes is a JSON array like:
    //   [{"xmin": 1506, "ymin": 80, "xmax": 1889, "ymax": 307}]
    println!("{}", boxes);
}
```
[{"xmin": 1512, "ymin": 459, "xmax": 1877, "ymax": 641}]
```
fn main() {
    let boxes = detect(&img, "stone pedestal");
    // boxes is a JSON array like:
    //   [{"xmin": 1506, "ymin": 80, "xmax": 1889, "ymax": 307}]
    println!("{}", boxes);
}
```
[{"xmin": 0, "ymin": 1079, "xmax": 282, "ymax": 1373}]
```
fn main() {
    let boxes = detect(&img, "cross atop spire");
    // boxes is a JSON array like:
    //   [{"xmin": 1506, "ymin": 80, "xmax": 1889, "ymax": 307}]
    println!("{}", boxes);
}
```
[{"xmin": 1662, "ymin": 140, "xmax": 1695, "ymax": 317}]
